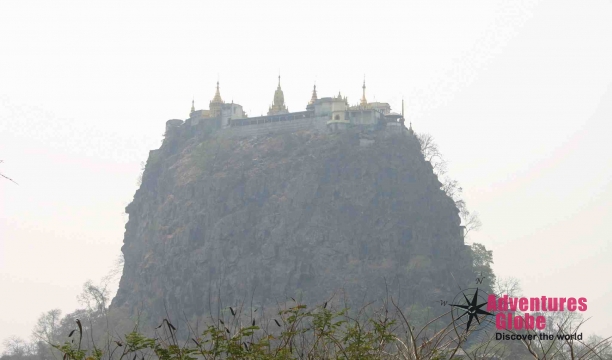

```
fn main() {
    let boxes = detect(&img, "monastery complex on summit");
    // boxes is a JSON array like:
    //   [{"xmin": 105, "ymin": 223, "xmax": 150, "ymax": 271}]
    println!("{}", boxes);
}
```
[{"xmin": 165, "ymin": 77, "xmax": 412, "ymax": 138}]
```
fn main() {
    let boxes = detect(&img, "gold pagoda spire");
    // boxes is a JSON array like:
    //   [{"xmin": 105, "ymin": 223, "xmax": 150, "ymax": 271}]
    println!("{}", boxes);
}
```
[
  {"xmin": 308, "ymin": 84, "xmax": 318, "ymax": 105},
  {"xmin": 268, "ymin": 75, "xmax": 288, "ymax": 115},
  {"xmin": 360, "ymin": 77, "xmax": 367, "ymax": 107},
  {"xmin": 211, "ymin": 81, "xmax": 223, "ymax": 104}
]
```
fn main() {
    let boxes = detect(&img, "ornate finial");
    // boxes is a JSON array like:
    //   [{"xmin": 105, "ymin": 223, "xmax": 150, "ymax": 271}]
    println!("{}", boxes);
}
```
[
  {"xmin": 269, "ymin": 75, "xmax": 288, "ymax": 115},
  {"xmin": 190, "ymin": 97, "xmax": 195, "ymax": 114},
  {"xmin": 211, "ymin": 81, "xmax": 223, "ymax": 104},
  {"xmin": 309, "ymin": 84, "xmax": 318, "ymax": 105},
  {"xmin": 360, "ymin": 76, "xmax": 367, "ymax": 107}
]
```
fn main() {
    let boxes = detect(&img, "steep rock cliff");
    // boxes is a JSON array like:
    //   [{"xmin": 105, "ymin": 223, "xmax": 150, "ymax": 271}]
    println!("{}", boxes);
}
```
[{"xmin": 111, "ymin": 127, "xmax": 474, "ymax": 320}]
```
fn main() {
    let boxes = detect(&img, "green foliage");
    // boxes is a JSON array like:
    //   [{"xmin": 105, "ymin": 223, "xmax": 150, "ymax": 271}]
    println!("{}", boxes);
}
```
[
  {"xmin": 36, "ymin": 301, "xmax": 471, "ymax": 360},
  {"xmin": 471, "ymin": 243, "xmax": 496, "ymax": 291},
  {"xmin": 471, "ymin": 243, "xmax": 492, "ymax": 269},
  {"xmin": 7, "ymin": 293, "xmax": 612, "ymax": 360}
]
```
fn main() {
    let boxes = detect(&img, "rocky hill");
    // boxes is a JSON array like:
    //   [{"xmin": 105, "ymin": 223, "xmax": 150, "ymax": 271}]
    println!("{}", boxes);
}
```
[{"xmin": 111, "ymin": 126, "xmax": 474, "ymax": 322}]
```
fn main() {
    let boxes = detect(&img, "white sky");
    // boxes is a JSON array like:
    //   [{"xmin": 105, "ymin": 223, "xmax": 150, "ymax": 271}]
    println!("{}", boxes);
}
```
[{"xmin": 1, "ymin": 0, "xmax": 611, "ymax": 350}]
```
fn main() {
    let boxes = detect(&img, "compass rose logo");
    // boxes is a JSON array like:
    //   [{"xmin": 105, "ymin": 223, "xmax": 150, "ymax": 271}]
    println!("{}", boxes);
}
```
[{"xmin": 450, "ymin": 288, "xmax": 494, "ymax": 334}]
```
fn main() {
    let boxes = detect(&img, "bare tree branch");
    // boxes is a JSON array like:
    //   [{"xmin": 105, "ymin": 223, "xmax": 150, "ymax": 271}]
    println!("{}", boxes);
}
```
[
  {"xmin": 415, "ymin": 133, "xmax": 447, "ymax": 177},
  {"xmin": 0, "ymin": 160, "xmax": 18, "ymax": 185}
]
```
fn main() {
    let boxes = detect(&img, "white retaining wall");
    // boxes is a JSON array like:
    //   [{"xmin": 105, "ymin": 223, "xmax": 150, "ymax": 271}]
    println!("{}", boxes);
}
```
[{"xmin": 220, "ymin": 116, "xmax": 328, "ymax": 138}]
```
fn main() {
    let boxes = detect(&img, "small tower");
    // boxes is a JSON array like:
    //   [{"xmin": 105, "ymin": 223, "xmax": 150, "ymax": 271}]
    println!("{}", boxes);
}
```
[
  {"xmin": 268, "ymin": 75, "xmax": 289, "ymax": 115},
  {"xmin": 307, "ymin": 84, "xmax": 318, "ymax": 111},
  {"xmin": 360, "ymin": 77, "xmax": 368, "ymax": 108},
  {"xmin": 212, "ymin": 81, "xmax": 223, "ymax": 103},
  {"xmin": 309, "ymin": 84, "xmax": 318, "ymax": 104},
  {"xmin": 327, "ymin": 88, "xmax": 349, "ymax": 131},
  {"xmin": 209, "ymin": 81, "xmax": 224, "ymax": 118}
]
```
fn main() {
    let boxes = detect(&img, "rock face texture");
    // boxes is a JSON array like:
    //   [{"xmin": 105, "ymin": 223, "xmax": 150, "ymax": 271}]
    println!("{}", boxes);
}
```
[{"xmin": 111, "ymin": 126, "xmax": 474, "ymax": 321}]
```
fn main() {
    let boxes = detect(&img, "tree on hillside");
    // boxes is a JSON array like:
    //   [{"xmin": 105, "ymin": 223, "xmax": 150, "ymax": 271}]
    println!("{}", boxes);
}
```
[
  {"xmin": 1, "ymin": 337, "xmax": 35, "ymax": 358},
  {"xmin": 516, "ymin": 310, "xmax": 612, "ymax": 359},
  {"xmin": 31, "ymin": 309, "xmax": 62, "ymax": 346},
  {"xmin": 416, "ymin": 133, "xmax": 482, "ymax": 240},
  {"xmin": 416, "ymin": 133, "xmax": 447, "ymax": 176},
  {"xmin": 471, "ymin": 243, "xmax": 496, "ymax": 292},
  {"xmin": 77, "ymin": 280, "xmax": 110, "ymax": 315},
  {"xmin": 493, "ymin": 276, "xmax": 522, "ymax": 297}
]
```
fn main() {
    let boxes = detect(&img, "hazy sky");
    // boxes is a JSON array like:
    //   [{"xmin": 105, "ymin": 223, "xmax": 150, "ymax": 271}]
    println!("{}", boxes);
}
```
[{"xmin": 1, "ymin": 0, "xmax": 611, "ymax": 350}]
